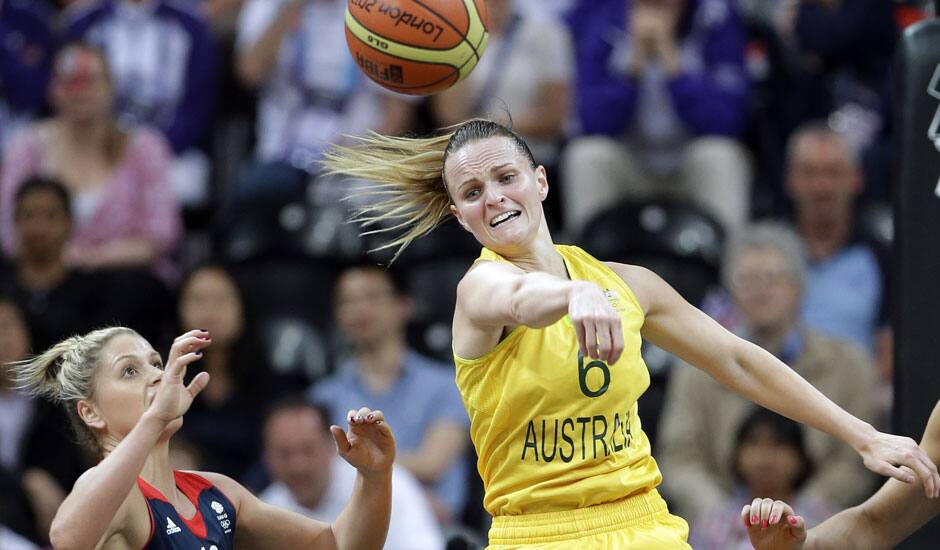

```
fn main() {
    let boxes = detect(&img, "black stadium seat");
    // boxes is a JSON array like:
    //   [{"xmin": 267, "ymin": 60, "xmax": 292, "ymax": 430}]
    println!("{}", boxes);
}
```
[
  {"xmin": 220, "ymin": 200, "xmax": 365, "ymax": 264},
  {"xmin": 576, "ymin": 199, "xmax": 725, "ymax": 307}
]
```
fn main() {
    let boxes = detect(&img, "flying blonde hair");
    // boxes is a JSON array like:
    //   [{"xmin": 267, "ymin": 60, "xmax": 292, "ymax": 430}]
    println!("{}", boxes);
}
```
[{"xmin": 321, "ymin": 119, "xmax": 537, "ymax": 262}]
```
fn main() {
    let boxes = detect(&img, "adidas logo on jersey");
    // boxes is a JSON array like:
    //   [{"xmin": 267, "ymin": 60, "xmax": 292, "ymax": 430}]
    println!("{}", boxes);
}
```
[{"xmin": 166, "ymin": 517, "xmax": 182, "ymax": 535}]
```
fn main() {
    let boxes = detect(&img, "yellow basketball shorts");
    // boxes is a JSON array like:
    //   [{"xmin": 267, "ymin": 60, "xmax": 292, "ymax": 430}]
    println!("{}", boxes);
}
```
[{"xmin": 486, "ymin": 489, "xmax": 691, "ymax": 549}]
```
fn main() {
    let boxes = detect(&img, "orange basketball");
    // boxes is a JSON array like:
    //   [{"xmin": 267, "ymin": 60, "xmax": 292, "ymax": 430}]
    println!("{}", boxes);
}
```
[{"xmin": 345, "ymin": 0, "xmax": 489, "ymax": 95}]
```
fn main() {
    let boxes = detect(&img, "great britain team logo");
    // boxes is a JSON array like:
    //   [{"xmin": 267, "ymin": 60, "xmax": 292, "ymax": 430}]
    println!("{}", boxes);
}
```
[{"xmin": 212, "ymin": 500, "xmax": 232, "ymax": 534}]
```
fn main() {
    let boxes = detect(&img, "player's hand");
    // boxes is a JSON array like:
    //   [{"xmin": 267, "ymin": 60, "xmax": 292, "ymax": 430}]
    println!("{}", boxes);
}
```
[
  {"xmin": 332, "ymin": 407, "xmax": 396, "ymax": 476},
  {"xmin": 857, "ymin": 430, "xmax": 940, "ymax": 498},
  {"xmin": 742, "ymin": 498, "xmax": 806, "ymax": 550},
  {"xmin": 569, "ymin": 282, "xmax": 623, "ymax": 365},
  {"xmin": 145, "ymin": 330, "xmax": 211, "ymax": 424}
]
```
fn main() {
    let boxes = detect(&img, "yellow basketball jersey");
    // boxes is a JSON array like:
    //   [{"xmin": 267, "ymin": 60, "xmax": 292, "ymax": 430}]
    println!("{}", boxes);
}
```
[{"xmin": 454, "ymin": 245, "xmax": 662, "ymax": 517}]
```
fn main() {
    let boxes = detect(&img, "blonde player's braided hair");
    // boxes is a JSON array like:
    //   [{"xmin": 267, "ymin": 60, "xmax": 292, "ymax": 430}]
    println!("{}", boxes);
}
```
[{"xmin": 322, "ymin": 119, "xmax": 537, "ymax": 262}]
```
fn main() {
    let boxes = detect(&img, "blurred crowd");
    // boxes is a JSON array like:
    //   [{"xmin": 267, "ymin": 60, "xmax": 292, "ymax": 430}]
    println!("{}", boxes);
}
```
[{"xmin": 0, "ymin": 0, "xmax": 932, "ymax": 548}]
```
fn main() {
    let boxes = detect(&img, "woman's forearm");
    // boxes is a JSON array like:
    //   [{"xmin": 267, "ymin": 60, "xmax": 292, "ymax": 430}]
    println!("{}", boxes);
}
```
[
  {"xmin": 331, "ymin": 470, "xmax": 393, "ymax": 550},
  {"xmin": 50, "ymin": 413, "xmax": 166, "ymax": 549},
  {"xmin": 720, "ymin": 340, "xmax": 875, "ymax": 452},
  {"xmin": 508, "ymin": 272, "xmax": 585, "ymax": 328}
]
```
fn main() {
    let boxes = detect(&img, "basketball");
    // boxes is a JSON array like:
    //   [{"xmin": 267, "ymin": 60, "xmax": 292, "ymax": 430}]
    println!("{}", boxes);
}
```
[{"xmin": 344, "ymin": 0, "xmax": 489, "ymax": 95}]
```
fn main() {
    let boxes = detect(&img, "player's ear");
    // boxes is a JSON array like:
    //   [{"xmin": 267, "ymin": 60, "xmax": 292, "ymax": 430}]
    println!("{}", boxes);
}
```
[
  {"xmin": 77, "ymin": 399, "xmax": 106, "ymax": 430},
  {"xmin": 536, "ymin": 165, "xmax": 548, "ymax": 202}
]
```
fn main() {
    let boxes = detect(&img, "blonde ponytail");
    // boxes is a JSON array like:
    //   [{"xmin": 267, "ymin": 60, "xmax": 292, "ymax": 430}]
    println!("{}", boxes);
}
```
[
  {"xmin": 322, "ymin": 119, "xmax": 537, "ymax": 262},
  {"xmin": 322, "ymin": 131, "xmax": 455, "ymax": 262}
]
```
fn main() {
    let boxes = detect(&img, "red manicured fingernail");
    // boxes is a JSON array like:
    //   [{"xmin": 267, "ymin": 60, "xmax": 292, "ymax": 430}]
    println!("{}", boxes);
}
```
[
  {"xmin": 751, "ymin": 515, "xmax": 758, "ymax": 523},
  {"xmin": 770, "ymin": 516, "xmax": 777, "ymax": 525},
  {"xmin": 761, "ymin": 520, "xmax": 767, "ymax": 528},
  {"xmin": 790, "ymin": 516, "xmax": 798, "ymax": 525}
]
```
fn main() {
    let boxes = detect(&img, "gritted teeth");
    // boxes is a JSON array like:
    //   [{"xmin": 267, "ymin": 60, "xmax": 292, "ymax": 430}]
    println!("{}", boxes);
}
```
[{"xmin": 490, "ymin": 210, "xmax": 521, "ymax": 227}]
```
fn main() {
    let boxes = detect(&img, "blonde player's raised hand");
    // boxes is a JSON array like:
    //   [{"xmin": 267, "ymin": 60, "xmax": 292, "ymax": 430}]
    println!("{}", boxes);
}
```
[
  {"xmin": 332, "ymin": 407, "xmax": 396, "ymax": 476},
  {"xmin": 146, "ymin": 330, "xmax": 212, "ymax": 424},
  {"xmin": 742, "ymin": 498, "xmax": 806, "ymax": 550}
]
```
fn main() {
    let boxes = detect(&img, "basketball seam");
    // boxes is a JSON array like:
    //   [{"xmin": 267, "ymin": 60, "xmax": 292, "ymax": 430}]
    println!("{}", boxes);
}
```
[
  {"xmin": 347, "ymin": 7, "xmax": 462, "ymax": 51},
  {"xmin": 410, "ymin": 0, "xmax": 483, "ymax": 60},
  {"xmin": 348, "ymin": 31, "xmax": 460, "ymax": 92}
]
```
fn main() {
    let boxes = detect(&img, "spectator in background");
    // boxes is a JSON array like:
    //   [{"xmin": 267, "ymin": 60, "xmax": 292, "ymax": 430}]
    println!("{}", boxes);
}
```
[
  {"xmin": 786, "ymin": 122, "xmax": 888, "ymax": 362},
  {"xmin": 562, "ymin": 0, "xmax": 751, "ymax": 236},
  {"xmin": 789, "ymin": 122, "xmax": 893, "ymax": 425},
  {"xmin": 431, "ymin": 0, "xmax": 574, "ymax": 170},
  {"xmin": 689, "ymin": 408, "xmax": 833, "ymax": 549},
  {"xmin": 0, "ymin": 178, "xmax": 99, "ymax": 352},
  {"xmin": 260, "ymin": 397, "xmax": 445, "ymax": 550},
  {"xmin": 176, "ymin": 265, "xmax": 277, "ymax": 480},
  {"xmin": 701, "ymin": 122, "xmax": 892, "ymax": 422},
  {"xmin": 739, "ymin": 0, "xmax": 898, "ymax": 208},
  {"xmin": 773, "ymin": 0, "xmax": 896, "ymax": 153},
  {"xmin": 233, "ymin": 0, "xmax": 415, "ymax": 205},
  {"xmin": 0, "ymin": 42, "xmax": 183, "ymax": 286},
  {"xmin": 308, "ymin": 263, "xmax": 470, "ymax": 523},
  {"xmin": 658, "ymin": 221, "xmax": 876, "ymax": 521},
  {"xmin": 1, "ymin": 175, "xmax": 174, "ymax": 352},
  {"xmin": 0, "ymin": 296, "xmax": 42, "ymax": 546},
  {"xmin": 0, "ymin": 296, "xmax": 66, "ymax": 547},
  {"xmin": 64, "ymin": 0, "xmax": 217, "ymax": 208},
  {"xmin": 0, "ymin": 0, "xmax": 55, "ymax": 153}
]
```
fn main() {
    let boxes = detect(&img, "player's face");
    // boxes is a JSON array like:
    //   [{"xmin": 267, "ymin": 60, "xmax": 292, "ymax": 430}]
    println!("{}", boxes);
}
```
[
  {"xmin": 730, "ymin": 248, "xmax": 801, "ymax": 332},
  {"xmin": 263, "ymin": 409, "xmax": 333, "ymax": 508},
  {"xmin": 445, "ymin": 137, "xmax": 548, "ymax": 255},
  {"xmin": 82, "ymin": 333, "xmax": 178, "ymax": 443},
  {"xmin": 179, "ymin": 268, "xmax": 244, "ymax": 348}
]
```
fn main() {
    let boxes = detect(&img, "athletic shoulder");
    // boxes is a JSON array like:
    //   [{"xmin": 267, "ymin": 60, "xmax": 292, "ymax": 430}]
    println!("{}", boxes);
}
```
[{"xmin": 185, "ymin": 471, "xmax": 246, "ymax": 510}]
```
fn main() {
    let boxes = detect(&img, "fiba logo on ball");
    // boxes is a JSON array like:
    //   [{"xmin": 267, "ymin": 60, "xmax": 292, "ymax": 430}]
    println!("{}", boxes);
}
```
[{"xmin": 345, "ymin": 0, "xmax": 489, "ymax": 95}]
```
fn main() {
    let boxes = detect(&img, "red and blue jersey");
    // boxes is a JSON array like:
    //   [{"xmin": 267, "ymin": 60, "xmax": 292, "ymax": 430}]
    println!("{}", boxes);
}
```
[{"xmin": 137, "ymin": 471, "xmax": 236, "ymax": 550}]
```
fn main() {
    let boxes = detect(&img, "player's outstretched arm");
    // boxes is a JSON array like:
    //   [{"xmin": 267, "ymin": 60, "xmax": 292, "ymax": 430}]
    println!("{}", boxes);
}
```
[
  {"xmin": 613, "ymin": 262, "xmax": 940, "ymax": 497},
  {"xmin": 212, "ymin": 407, "xmax": 394, "ymax": 550}
]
